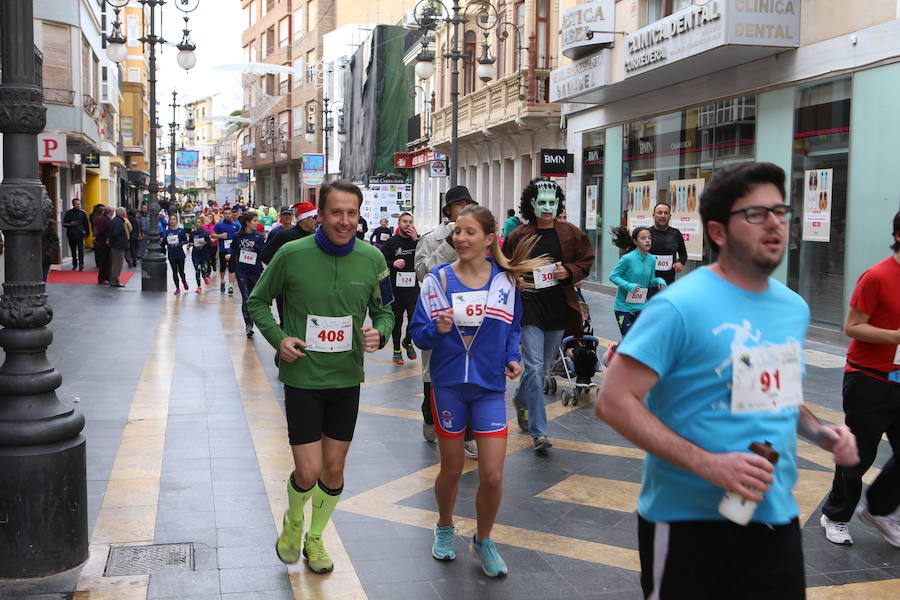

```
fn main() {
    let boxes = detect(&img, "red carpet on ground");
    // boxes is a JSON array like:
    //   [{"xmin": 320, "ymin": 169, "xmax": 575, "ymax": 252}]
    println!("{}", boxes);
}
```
[{"xmin": 46, "ymin": 270, "xmax": 135, "ymax": 285}]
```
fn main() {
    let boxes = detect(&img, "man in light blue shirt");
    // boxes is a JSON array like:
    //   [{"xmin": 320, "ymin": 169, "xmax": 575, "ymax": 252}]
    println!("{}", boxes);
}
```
[{"xmin": 596, "ymin": 162, "xmax": 858, "ymax": 599}]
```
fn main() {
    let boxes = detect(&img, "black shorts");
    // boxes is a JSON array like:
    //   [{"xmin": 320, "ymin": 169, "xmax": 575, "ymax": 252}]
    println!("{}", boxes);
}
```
[
  {"xmin": 218, "ymin": 249, "xmax": 233, "ymax": 273},
  {"xmin": 284, "ymin": 385, "xmax": 360, "ymax": 445},
  {"xmin": 637, "ymin": 514, "xmax": 804, "ymax": 600}
]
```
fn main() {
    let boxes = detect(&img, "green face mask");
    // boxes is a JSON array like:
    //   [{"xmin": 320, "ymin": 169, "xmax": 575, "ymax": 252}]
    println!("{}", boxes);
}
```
[{"xmin": 531, "ymin": 184, "xmax": 559, "ymax": 217}]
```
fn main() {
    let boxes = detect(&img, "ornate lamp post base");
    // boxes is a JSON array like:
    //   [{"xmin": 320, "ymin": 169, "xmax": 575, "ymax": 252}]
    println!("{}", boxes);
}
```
[{"xmin": 141, "ymin": 253, "xmax": 169, "ymax": 292}]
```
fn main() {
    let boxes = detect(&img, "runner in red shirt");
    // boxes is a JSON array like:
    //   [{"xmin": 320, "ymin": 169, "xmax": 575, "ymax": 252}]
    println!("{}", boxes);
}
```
[{"xmin": 821, "ymin": 210, "xmax": 900, "ymax": 548}]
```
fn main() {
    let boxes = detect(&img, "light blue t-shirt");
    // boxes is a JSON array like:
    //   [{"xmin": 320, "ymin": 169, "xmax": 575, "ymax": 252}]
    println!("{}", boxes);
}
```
[{"xmin": 617, "ymin": 267, "xmax": 810, "ymax": 525}]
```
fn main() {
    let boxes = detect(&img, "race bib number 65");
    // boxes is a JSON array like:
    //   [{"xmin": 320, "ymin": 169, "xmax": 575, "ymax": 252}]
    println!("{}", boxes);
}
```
[
  {"xmin": 451, "ymin": 291, "xmax": 488, "ymax": 327},
  {"xmin": 306, "ymin": 315, "xmax": 353, "ymax": 353}
]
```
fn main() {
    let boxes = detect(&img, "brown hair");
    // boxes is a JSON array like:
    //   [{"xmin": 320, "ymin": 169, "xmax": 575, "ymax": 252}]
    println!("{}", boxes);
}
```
[
  {"xmin": 319, "ymin": 179, "xmax": 363, "ymax": 211},
  {"xmin": 457, "ymin": 206, "xmax": 550, "ymax": 289},
  {"xmin": 238, "ymin": 210, "xmax": 258, "ymax": 232}
]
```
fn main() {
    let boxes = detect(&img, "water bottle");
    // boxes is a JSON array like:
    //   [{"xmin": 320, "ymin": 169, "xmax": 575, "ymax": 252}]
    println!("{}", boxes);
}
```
[{"xmin": 717, "ymin": 441, "xmax": 780, "ymax": 526}]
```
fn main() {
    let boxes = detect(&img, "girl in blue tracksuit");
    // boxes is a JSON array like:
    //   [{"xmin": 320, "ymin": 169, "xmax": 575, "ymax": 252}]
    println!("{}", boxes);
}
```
[
  {"xmin": 163, "ymin": 214, "xmax": 189, "ymax": 294},
  {"xmin": 410, "ymin": 205, "xmax": 548, "ymax": 578},
  {"xmin": 228, "ymin": 210, "xmax": 266, "ymax": 338},
  {"xmin": 608, "ymin": 225, "xmax": 667, "ymax": 337},
  {"xmin": 189, "ymin": 215, "xmax": 212, "ymax": 292}
]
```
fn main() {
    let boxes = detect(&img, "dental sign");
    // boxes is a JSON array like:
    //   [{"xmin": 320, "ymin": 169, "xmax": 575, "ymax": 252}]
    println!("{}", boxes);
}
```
[
  {"xmin": 624, "ymin": 0, "xmax": 800, "ymax": 77},
  {"xmin": 560, "ymin": 0, "xmax": 616, "ymax": 59}
]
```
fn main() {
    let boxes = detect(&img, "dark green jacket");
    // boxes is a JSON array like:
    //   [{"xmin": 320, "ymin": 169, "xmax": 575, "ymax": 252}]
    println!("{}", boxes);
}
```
[{"xmin": 248, "ymin": 235, "xmax": 394, "ymax": 389}]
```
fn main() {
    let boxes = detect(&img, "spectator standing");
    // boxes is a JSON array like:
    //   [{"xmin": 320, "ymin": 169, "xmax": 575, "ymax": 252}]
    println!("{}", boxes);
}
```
[
  {"xmin": 62, "ymin": 198, "xmax": 89, "ymax": 271},
  {"xmin": 92, "ymin": 204, "xmax": 112, "ymax": 284},
  {"xmin": 107, "ymin": 207, "xmax": 129, "ymax": 288}
]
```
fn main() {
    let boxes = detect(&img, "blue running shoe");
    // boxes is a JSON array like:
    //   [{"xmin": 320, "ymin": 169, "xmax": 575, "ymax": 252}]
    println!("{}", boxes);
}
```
[
  {"xmin": 432, "ymin": 523, "xmax": 457, "ymax": 561},
  {"xmin": 470, "ymin": 536, "xmax": 507, "ymax": 577}
]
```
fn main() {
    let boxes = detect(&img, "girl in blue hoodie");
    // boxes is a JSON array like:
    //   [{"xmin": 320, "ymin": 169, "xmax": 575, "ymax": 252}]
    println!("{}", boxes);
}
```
[
  {"xmin": 229, "ymin": 210, "xmax": 266, "ymax": 338},
  {"xmin": 608, "ymin": 225, "xmax": 666, "ymax": 336},
  {"xmin": 410, "ymin": 205, "xmax": 548, "ymax": 578}
]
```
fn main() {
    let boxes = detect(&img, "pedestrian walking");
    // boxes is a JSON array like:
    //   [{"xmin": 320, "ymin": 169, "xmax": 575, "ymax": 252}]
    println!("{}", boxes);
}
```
[
  {"xmin": 595, "ymin": 162, "xmax": 859, "ymax": 599},
  {"xmin": 92, "ymin": 205, "xmax": 112, "ymax": 284},
  {"xmin": 62, "ymin": 198, "xmax": 88, "ymax": 271},
  {"xmin": 820, "ymin": 210, "xmax": 900, "ymax": 548},
  {"xmin": 248, "ymin": 180, "xmax": 394, "ymax": 575},
  {"xmin": 164, "ymin": 214, "xmax": 190, "ymax": 295},
  {"xmin": 107, "ymin": 207, "xmax": 129, "ymax": 288},
  {"xmin": 381, "ymin": 212, "xmax": 419, "ymax": 365},
  {"xmin": 41, "ymin": 220, "xmax": 60, "ymax": 282}
]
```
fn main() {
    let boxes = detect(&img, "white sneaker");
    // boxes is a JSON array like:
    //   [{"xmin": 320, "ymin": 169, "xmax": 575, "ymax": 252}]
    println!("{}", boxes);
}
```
[
  {"xmin": 859, "ymin": 508, "xmax": 900, "ymax": 547},
  {"xmin": 464, "ymin": 439, "xmax": 478, "ymax": 459},
  {"xmin": 820, "ymin": 514, "xmax": 853, "ymax": 545},
  {"xmin": 422, "ymin": 423, "xmax": 436, "ymax": 443}
]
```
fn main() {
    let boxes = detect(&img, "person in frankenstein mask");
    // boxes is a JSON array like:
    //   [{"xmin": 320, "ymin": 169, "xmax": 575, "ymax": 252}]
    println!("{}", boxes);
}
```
[{"xmin": 502, "ymin": 179, "xmax": 595, "ymax": 451}]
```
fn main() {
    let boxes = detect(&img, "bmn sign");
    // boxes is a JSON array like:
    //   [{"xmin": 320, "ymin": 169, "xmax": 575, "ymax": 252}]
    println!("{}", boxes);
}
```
[{"xmin": 540, "ymin": 148, "xmax": 574, "ymax": 177}]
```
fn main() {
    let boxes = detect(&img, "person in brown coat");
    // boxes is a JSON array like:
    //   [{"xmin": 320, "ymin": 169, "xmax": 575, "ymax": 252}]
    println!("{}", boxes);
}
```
[{"xmin": 503, "ymin": 178, "xmax": 594, "ymax": 451}]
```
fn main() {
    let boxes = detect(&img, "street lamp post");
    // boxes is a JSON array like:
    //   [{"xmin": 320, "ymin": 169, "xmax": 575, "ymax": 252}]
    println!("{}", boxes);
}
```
[
  {"xmin": 263, "ymin": 116, "xmax": 279, "ymax": 206},
  {"xmin": 413, "ymin": 1, "xmax": 525, "ymax": 187},
  {"xmin": 0, "ymin": 0, "xmax": 88, "ymax": 577},
  {"xmin": 169, "ymin": 90, "xmax": 179, "ymax": 211},
  {"xmin": 305, "ymin": 98, "xmax": 345, "ymax": 182},
  {"xmin": 104, "ymin": 0, "xmax": 199, "ymax": 292}
]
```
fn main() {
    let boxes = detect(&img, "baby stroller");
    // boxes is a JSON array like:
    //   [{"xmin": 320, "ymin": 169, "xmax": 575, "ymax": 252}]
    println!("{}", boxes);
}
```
[{"xmin": 544, "ymin": 334, "xmax": 601, "ymax": 406}]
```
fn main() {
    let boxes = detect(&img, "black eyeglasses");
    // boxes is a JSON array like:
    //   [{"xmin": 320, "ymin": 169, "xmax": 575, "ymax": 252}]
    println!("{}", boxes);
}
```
[{"xmin": 728, "ymin": 204, "xmax": 793, "ymax": 224}]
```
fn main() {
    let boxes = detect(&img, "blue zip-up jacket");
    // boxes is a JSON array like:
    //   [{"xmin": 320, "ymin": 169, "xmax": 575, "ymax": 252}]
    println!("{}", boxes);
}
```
[
  {"xmin": 190, "ymin": 228, "xmax": 211, "ymax": 264},
  {"xmin": 409, "ymin": 259, "xmax": 522, "ymax": 392},
  {"xmin": 609, "ymin": 248, "xmax": 667, "ymax": 312},
  {"xmin": 229, "ymin": 230, "xmax": 266, "ymax": 280},
  {"xmin": 164, "ymin": 227, "xmax": 189, "ymax": 260}
]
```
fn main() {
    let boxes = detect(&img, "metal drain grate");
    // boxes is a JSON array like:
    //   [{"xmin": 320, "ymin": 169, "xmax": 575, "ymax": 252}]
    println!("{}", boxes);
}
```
[{"xmin": 104, "ymin": 543, "xmax": 194, "ymax": 576}]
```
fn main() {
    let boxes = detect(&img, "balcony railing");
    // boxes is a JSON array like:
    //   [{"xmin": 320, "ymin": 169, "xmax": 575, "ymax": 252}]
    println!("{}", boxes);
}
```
[
  {"xmin": 44, "ymin": 88, "xmax": 75, "ymax": 105},
  {"xmin": 431, "ymin": 69, "xmax": 558, "ymax": 146},
  {"xmin": 83, "ymin": 94, "xmax": 99, "ymax": 121}
]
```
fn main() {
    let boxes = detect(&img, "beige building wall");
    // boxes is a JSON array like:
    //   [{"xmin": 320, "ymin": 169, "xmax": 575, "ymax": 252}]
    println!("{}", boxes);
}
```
[{"xmin": 335, "ymin": 0, "xmax": 411, "ymax": 28}]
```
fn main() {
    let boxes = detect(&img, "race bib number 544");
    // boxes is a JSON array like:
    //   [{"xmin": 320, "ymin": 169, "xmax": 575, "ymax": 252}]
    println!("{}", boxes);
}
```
[
  {"xmin": 306, "ymin": 315, "xmax": 353, "ymax": 353},
  {"xmin": 731, "ymin": 342, "xmax": 803, "ymax": 413}
]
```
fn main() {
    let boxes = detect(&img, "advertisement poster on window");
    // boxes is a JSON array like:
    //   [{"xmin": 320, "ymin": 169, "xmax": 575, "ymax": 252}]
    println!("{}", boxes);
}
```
[
  {"xmin": 626, "ymin": 181, "xmax": 655, "ymax": 232},
  {"xmin": 175, "ymin": 149, "xmax": 199, "ymax": 179},
  {"xmin": 802, "ymin": 168, "xmax": 833, "ymax": 242},
  {"xmin": 585, "ymin": 184, "xmax": 598, "ymax": 230},
  {"xmin": 302, "ymin": 153, "xmax": 325, "ymax": 186},
  {"xmin": 667, "ymin": 178, "xmax": 705, "ymax": 260}
]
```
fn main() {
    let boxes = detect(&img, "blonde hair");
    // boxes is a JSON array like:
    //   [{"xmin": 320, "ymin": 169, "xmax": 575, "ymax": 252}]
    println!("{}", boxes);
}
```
[{"xmin": 457, "ymin": 206, "xmax": 550, "ymax": 289}]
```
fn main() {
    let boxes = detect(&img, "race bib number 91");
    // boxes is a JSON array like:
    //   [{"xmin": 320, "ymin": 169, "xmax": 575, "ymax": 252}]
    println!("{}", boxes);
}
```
[
  {"xmin": 306, "ymin": 315, "xmax": 353, "ymax": 353},
  {"xmin": 731, "ymin": 342, "xmax": 803, "ymax": 413}
]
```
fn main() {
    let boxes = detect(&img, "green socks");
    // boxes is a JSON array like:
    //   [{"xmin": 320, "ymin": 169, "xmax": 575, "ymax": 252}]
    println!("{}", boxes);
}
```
[
  {"xmin": 287, "ymin": 473, "xmax": 314, "ymax": 522},
  {"xmin": 308, "ymin": 479, "xmax": 343, "ymax": 537}
]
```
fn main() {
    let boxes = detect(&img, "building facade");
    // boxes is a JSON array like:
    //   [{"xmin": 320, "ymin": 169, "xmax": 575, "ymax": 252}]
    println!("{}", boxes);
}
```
[{"xmin": 554, "ymin": 0, "xmax": 900, "ymax": 332}]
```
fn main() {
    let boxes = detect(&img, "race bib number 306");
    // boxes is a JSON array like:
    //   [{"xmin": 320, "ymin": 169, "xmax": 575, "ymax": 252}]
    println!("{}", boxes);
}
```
[
  {"xmin": 731, "ymin": 342, "xmax": 803, "ymax": 413},
  {"xmin": 533, "ymin": 263, "xmax": 559, "ymax": 290},
  {"xmin": 306, "ymin": 315, "xmax": 353, "ymax": 353}
]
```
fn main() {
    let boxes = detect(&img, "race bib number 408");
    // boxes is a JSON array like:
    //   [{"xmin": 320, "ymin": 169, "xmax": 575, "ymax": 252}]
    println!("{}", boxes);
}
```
[
  {"xmin": 731, "ymin": 342, "xmax": 803, "ymax": 413},
  {"xmin": 306, "ymin": 315, "xmax": 353, "ymax": 353}
]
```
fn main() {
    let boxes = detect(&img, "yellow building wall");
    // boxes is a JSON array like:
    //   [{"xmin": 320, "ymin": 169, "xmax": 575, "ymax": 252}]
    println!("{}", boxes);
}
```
[
  {"xmin": 83, "ymin": 172, "xmax": 101, "ymax": 248},
  {"xmin": 336, "ymin": 0, "xmax": 410, "ymax": 27}
]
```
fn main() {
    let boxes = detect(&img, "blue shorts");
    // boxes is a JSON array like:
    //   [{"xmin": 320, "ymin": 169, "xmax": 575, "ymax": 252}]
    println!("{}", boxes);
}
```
[{"xmin": 430, "ymin": 384, "xmax": 508, "ymax": 438}]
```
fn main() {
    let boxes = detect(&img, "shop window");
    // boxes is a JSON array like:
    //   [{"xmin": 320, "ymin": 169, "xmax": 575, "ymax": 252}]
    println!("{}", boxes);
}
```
[
  {"xmin": 645, "ymin": 0, "xmax": 693, "ymax": 25},
  {"xmin": 788, "ymin": 77, "xmax": 851, "ymax": 328},
  {"xmin": 622, "ymin": 94, "xmax": 757, "ymax": 271},
  {"xmin": 581, "ymin": 132, "xmax": 605, "ymax": 281},
  {"xmin": 536, "ymin": 0, "xmax": 550, "ymax": 69},
  {"xmin": 463, "ymin": 30, "xmax": 476, "ymax": 94}
]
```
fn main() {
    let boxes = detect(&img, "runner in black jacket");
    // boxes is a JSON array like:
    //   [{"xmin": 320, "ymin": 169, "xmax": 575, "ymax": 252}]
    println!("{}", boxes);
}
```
[{"xmin": 381, "ymin": 212, "xmax": 419, "ymax": 364}]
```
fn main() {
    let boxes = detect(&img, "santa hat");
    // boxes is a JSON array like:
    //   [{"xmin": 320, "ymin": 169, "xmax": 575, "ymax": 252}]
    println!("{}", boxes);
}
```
[{"xmin": 295, "ymin": 201, "xmax": 317, "ymax": 221}]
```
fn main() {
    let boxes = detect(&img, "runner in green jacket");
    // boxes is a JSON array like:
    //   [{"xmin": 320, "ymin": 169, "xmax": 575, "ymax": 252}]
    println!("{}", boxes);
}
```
[{"xmin": 248, "ymin": 179, "xmax": 394, "ymax": 574}]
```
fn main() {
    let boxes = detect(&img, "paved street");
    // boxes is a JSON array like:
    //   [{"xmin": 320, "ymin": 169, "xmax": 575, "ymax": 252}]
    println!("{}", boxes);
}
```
[{"xmin": 3, "ymin": 264, "xmax": 900, "ymax": 600}]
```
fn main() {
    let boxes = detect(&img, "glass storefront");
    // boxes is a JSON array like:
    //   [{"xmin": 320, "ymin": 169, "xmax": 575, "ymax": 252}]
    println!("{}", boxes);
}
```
[
  {"xmin": 788, "ymin": 77, "xmax": 851, "ymax": 328},
  {"xmin": 622, "ymin": 95, "xmax": 758, "ymax": 269},
  {"xmin": 581, "ymin": 131, "xmax": 604, "ymax": 280}
]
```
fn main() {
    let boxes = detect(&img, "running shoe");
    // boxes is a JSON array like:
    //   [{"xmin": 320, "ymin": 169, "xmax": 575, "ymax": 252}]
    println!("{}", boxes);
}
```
[
  {"xmin": 432, "ymin": 523, "xmax": 457, "ymax": 561},
  {"xmin": 228, "ymin": 286, "xmax": 234, "ymax": 295},
  {"xmin": 820, "ymin": 514, "xmax": 853, "ymax": 545},
  {"xmin": 470, "ymin": 536, "xmax": 507, "ymax": 577},
  {"xmin": 220, "ymin": 281, "xmax": 225, "ymax": 293},
  {"xmin": 533, "ymin": 435, "xmax": 552, "ymax": 452},
  {"xmin": 196, "ymin": 286, "xmax": 202, "ymax": 293},
  {"xmin": 422, "ymin": 423, "xmax": 436, "ymax": 443},
  {"xmin": 245, "ymin": 324, "xmax": 254, "ymax": 338},
  {"xmin": 173, "ymin": 288, "xmax": 181, "ymax": 295},
  {"xmin": 392, "ymin": 350, "xmax": 404, "ymax": 365},
  {"xmin": 859, "ymin": 508, "xmax": 900, "ymax": 547},
  {"xmin": 303, "ymin": 533, "xmax": 334, "ymax": 574},
  {"xmin": 275, "ymin": 511, "xmax": 304, "ymax": 564},
  {"xmin": 403, "ymin": 340, "xmax": 417, "ymax": 360},
  {"xmin": 464, "ymin": 439, "xmax": 478, "ymax": 459},
  {"xmin": 203, "ymin": 276, "xmax": 210, "ymax": 285},
  {"xmin": 181, "ymin": 279, "xmax": 189, "ymax": 289}
]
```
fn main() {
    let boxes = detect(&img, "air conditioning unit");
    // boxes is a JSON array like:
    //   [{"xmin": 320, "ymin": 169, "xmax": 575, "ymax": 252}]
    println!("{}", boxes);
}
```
[{"xmin": 71, "ymin": 164, "xmax": 86, "ymax": 184}]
